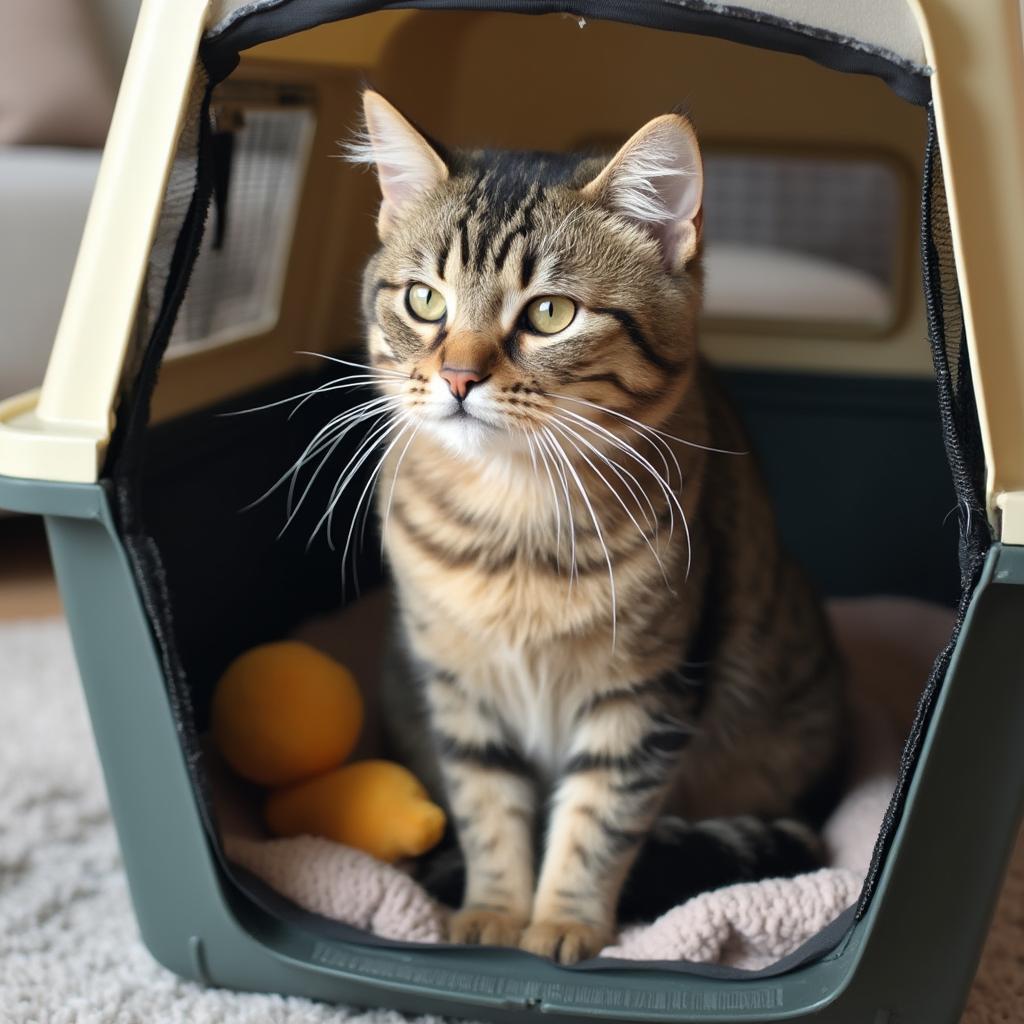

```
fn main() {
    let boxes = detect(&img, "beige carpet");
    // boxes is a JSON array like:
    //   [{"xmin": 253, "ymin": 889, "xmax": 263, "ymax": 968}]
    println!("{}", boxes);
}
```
[{"xmin": 0, "ymin": 616, "xmax": 1020, "ymax": 1022}]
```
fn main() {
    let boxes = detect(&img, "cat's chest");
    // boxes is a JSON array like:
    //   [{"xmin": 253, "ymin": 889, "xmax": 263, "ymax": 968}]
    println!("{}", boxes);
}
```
[
  {"xmin": 464, "ymin": 646, "xmax": 586, "ymax": 776},
  {"xmin": 381, "ymin": 453, "xmax": 614, "ymax": 643}
]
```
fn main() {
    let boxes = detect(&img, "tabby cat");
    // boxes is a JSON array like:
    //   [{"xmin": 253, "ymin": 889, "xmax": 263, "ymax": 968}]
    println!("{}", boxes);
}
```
[{"xmin": 346, "ymin": 90, "xmax": 846, "ymax": 964}]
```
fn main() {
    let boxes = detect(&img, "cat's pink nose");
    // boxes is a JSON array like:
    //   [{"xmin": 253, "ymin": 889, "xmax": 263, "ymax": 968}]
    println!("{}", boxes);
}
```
[{"xmin": 440, "ymin": 367, "xmax": 487, "ymax": 401}]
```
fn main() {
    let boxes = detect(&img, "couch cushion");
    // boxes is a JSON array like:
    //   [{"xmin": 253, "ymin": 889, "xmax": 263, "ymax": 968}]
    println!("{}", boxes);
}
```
[{"xmin": 0, "ymin": 147, "xmax": 102, "ymax": 398}]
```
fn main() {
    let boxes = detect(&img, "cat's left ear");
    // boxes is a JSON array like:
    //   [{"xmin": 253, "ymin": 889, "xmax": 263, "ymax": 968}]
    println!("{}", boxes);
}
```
[
  {"xmin": 351, "ymin": 90, "xmax": 449, "ymax": 239},
  {"xmin": 581, "ymin": 113, "xmax": 703, "ymax": 272}
]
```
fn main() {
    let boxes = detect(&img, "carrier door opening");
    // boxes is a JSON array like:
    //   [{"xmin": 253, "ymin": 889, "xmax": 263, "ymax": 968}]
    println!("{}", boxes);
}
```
[{"xmin": 126, "ymin": 6, "xmax": 972, "ymax": 986}]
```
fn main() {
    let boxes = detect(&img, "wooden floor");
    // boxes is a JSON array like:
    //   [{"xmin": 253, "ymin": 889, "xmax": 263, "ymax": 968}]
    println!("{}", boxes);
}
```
[{"xmin": 0, "ymin": 515, "xmax": 61, "ymax": 620}]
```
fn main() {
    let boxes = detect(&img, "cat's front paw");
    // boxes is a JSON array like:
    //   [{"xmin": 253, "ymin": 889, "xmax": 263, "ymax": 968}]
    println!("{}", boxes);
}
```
[
  {"xmin": 448, "ymin": 908, "xmax": 527, "ymax": 948},
  {"xmin": 519, "ymin": 919, "xmax": 613, "ymax": 964}
]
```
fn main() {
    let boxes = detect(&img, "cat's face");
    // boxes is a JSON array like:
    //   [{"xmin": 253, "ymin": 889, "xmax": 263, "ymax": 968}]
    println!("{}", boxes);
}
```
[{"xmin": 353, "ymin": 91, "xmax": 704, "ymax": 460}]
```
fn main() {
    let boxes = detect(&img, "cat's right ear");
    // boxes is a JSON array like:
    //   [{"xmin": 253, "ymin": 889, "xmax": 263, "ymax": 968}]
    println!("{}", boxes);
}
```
[{"xmin": 347, "ymin": 90, "xmax": 448, "ymax": 239}]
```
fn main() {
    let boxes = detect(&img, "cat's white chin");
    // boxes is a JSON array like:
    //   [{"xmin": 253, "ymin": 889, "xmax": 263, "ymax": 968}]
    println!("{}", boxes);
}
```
[
  {"xmin": 427, "ymin": 412, "xmax": 494, "ymax": 458},
  {"xmin": 426, "ymin": 412, "xmax": 526, "ymax": 461}
]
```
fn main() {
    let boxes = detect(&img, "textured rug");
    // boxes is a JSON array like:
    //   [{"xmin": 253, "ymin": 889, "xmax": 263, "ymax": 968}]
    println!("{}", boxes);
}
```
[{"xmin": 0, "ymin": 617, "xmax": 1020, "ymax": 1022}]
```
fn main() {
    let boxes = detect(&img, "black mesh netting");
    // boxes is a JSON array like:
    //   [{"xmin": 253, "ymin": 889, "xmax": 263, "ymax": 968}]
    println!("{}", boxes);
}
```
[
  {"xmin": 170, "ymin": 90, "xmax": 315, "ymax": 349},
  {"xmin": 855, "ymin": 101, "xmax": 991, "ymax": 918}
]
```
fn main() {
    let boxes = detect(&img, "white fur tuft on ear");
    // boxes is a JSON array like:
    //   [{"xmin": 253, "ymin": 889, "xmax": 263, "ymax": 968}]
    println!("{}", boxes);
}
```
[
  {"xmin": 343, "ymin": 90, "xmax": 448, "ymax": 238},
  {"xmin": 582, "ymin": 114, "xmax": 703, "ymax": 270}
]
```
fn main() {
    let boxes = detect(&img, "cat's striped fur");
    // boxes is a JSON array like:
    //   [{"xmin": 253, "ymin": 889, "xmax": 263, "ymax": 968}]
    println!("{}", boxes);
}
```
[{"xmin": 349, "ymin": 91, "xmax": 847, "ymax": 963}]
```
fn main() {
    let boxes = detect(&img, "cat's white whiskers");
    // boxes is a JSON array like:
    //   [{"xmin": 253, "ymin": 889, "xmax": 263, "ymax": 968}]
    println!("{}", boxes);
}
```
[
  {"xmin": 546, "ymin": 393, "xmax": 685, "ymax": 494},
  {"xmin": 550, "ymin": 413, "xmax": 660, "ymax": 536},
  {"xmin": 320, "ymin": 412, "xmax": 406, "ymax": 537},
  {"xmin": 380, "ymin": 419, "xmax": 424, "ymax": 561},
  {"xmin": 220, "ymin": 374, "xmax": 392, "ymax": 419},
  {"xmin": 547, "ymin": 419, "xmax": 673, "ymax": 592},
  {"xmin": 526, "ymin": 429, "xmax": 564, "ymax": 576},
  {"xmin": 549, "ymin": 417, "xmax": 659, "ymax": 537},
  {"xmin": 286, "ymin": 403, "xmax": 405, "ymax": 524},
  {"xmin": 523, "ymin": 426, "xmax": 539, "ymax": 479},
  {"xmin": 536, "ymin": 436, "xmax": 565, "ymax": 576},
  {"xmin": 553, "ymin": 407, "xmax": 683, "ymax": 544},
  {"xmin": 310, "ymin": 413, "xmax": 406, "ymax": 552},
  {"xmin": 239, "ymin": 397, "xmax": 397, "ymax": 515},
  {"xmin": 575, "ymin": 408, "xmax": 681, "ymax": 492},
  {"xmin": 550, "ymin": 406, "xmax": 692, "ymax": 579},
  {"xmin": 537, "ymin": 429, "xmax": 577, "ymax": 589},
  {"xmin": 295, "ymin": 392, "xmax": 404, "ymax": 459},
  {"xmin": 542, "ymin": 426, "xmax": 617, "ymax": 645},
  {"xmin": 549, "ymin": 392, "xmax": 747, "ymax": 456},
  {"xmin": 342, "ymin": 415, "xmax": 415, "ymax": 595},
  {"xmin": 281, "ymin": 409, "xmax": 394, "ymax": 530},
  {"xmin": 282, "ymin": 422, "xmax": 359, "ymax": 531},
  {"xmin": 287, "ymin": 376, "xmax": 404, "ymax": 420},
  {"xmin": 536, "ymin": 429, "xmax": 578, "ymax": 590},
  {"xmin": 518, "ymin": 428, "xmax": 548, "ymax": 556},
  {"xmin": 221, "ymin": 386, "xmax": 341, "ymax": 419},
  {"xmin": 295, "ymin": 351, "xmax": 407, "ymax": 378},
  {"xmin": 282, "ymin": 397, "xmax": 407, "ymax": 521}
]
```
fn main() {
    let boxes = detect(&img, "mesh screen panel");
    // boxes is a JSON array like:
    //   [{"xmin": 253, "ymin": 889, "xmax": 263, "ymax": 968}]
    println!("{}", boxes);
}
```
[
  {"xmin": 703, "ymin": 153, "xmax": 903, "ymax": 284},
  {"xmin": 168, "ymin": 100, "xmax": 314, "ymax": 350}
]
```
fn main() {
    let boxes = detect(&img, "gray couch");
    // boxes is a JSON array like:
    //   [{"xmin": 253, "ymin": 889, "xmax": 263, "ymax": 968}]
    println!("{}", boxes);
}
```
[{"xmin": 0, "ymin": 0, "xmax": 139, "ymax": 400}]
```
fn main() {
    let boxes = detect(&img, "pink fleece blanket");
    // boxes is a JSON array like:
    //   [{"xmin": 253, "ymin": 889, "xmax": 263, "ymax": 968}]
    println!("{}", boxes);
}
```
[{"xmin": 219, "ymin": 597, "xmax": 953, "ymax": 968}]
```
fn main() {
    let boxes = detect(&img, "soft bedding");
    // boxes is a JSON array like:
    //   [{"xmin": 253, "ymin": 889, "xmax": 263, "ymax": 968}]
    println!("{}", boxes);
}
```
[{"xmin": 215, "ymin": 596, "xmax": 950, "ymax": 968}]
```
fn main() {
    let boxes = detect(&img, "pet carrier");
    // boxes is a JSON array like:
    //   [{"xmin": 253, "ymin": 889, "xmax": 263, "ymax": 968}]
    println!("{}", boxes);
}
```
[{"xmin": 1, "ymin": 1, "xmax": 1023, "ymax": 1021}]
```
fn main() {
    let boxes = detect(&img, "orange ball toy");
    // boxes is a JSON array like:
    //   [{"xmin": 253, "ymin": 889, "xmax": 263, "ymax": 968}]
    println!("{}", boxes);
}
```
[{"xmin": 211, "ymin": 641, "xmax": 363, "ymax": 786}]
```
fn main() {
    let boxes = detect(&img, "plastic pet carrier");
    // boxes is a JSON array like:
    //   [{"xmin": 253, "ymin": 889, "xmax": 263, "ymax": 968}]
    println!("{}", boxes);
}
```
[{"xmin": 1, "ymin": 1, "xmax": 1023, "ymax": 1021}]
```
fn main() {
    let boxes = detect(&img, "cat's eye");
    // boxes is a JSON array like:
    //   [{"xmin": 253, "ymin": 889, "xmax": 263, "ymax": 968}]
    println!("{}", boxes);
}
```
[
  {"xmin": 406, "ymin": 283, "xmax": 447, "ymax": 322},
  {"xmin": 525, "ymin": 296, "xmax": 576, "ymax": 335}
]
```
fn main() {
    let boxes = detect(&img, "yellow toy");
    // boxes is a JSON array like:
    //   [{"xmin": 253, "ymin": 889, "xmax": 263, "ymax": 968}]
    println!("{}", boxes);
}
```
[
  {"xmin": 211, "ymin": 641, "xmax": 445, "ymax": 863},
  {"xmin": 266, "ymin": 760, "xmax": 446, "ymax": 864}
]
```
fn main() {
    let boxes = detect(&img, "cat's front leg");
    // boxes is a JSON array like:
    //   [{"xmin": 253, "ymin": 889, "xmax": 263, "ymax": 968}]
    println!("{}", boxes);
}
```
[
  {"xmin": 521, "ymin": 687, "xmax": 689, "ymax": 963},
  {"xmin": 428, "ymin": 672, "xmax": 536, "ymax": 947}
]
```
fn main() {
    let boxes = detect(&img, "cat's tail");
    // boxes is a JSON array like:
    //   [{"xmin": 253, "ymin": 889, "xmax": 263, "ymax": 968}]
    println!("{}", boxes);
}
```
[{"xmin": 617, "ymin": 814, "xmax": 826, "ymax": 924}]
